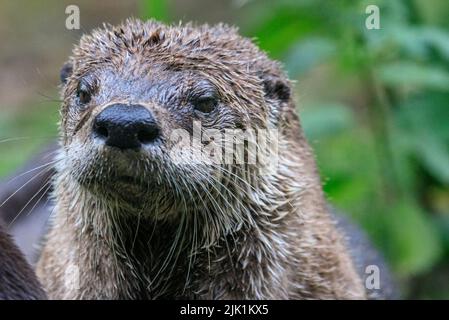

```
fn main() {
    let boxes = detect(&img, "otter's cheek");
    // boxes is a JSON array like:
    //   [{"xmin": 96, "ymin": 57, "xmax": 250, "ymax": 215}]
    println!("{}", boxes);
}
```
[{"xmin": 65, "ymin": 139, "xmax": 95, "ymax": 177}]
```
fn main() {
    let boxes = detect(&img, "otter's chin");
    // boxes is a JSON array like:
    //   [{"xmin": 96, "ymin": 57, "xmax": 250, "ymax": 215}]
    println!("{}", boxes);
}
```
[
  {"xmin": 72, "ymin": 161, "xmax": 160, "ymax": 205},
  {"xmin": 102, "ymin": 173, "xmax": 157, "ymax": 193},
  {"xmin": 113, "ymin": 181, "xmax": 152, "ymax": 205}
]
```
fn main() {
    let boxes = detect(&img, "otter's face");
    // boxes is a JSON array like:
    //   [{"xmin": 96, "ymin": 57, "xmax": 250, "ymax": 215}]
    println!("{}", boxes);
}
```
[{"xmin": 58, "ymin": 20, "xmax": 291, "ymax": 218}]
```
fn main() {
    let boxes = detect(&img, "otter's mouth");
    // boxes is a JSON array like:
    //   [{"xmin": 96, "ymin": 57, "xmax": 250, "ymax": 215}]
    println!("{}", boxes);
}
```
[
  {"xmin": 111, "ymin": 173, "xmax": 155, "ymax": 190},
  {"xmin": 115, "ymin": 174, "xmax": 151, "ymax": 189},
  {"xmin": 72, "ymin": 140, "xmax": 165, "ymax": 194},
  {"xmin": 90, "ymin": 173, "xmax": 155, "ymax": 205},
  {"xmin": 114, "ymin": 175, "xmax": 153, "ymax": 200},
  {"xmin": 117, "ymin": 175, "xmax": 139, "ymax": 185}
]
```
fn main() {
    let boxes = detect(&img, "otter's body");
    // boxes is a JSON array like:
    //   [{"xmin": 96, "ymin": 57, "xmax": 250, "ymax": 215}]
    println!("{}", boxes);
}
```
[
  {"xmin": 0, "ymin": 223, "xmax": 46, "ymax": 299},
  {"xmin": 38, "ymin": 141, "xmax": 364, "ymax": 299},
  {"xmin": 35, "ymin": 19, "xmax": 370, "ymax": 299}
]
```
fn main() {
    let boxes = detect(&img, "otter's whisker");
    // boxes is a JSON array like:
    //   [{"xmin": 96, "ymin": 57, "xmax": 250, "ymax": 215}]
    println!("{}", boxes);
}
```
[
  {"xmin": 8, "ymin": 178, "xmax": 52, "ymax": 228},
  {"xmin": 36, "ymin": 90, "xmax": 63, "ymax": 103},
  {"xmin": 25, "ymin": 180, "xmax": 53, "ymax": 218},
  {"xmin": 6, "ymin": 159, "xmax": 57, "ymax": 185},
  {"xmin": 131, "ymin": 209, "xmax": 142, "ymax": 252},
  {"xmin": 0, "ymin": 136, "xmax": 57, "ymax": 144},
  {"xmin": 0, "ymin": 166, "xmax": 53, "ymax": 208}
]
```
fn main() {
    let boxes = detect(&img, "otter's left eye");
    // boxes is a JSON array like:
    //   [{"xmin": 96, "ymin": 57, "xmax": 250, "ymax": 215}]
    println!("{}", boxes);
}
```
[
  {"xmin": 193, "ymin": 96, "xmax": 217, "ymax": 114},
  {"xmin": 76, "ymin": 82, "xmax": 92, "ymax": 105}
]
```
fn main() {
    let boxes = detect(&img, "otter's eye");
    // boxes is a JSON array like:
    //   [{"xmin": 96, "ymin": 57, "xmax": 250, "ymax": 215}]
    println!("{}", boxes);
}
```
[
  {"xmin": 193, "ymin": 96, "xmax": 217, "ymax": 114},
  {"xmin": 76, "ymin": 81, "xmax": 92, "ymax": 104}
]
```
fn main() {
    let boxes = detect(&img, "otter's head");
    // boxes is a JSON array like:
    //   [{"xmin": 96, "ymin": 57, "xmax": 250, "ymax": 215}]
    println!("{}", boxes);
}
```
[{"xmin": 58, "ymin": 19, "xmax": 296, "ymax": 223}]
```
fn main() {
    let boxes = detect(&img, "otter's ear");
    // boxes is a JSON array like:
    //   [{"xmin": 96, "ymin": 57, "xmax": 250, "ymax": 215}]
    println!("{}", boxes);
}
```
[
  {"xmin": 60, "ymin": 62, "xmax": 73, "ymax": 84},
  {"xmin": 260, "ymin": 74, "xmax": 291, "ymax": 103}
]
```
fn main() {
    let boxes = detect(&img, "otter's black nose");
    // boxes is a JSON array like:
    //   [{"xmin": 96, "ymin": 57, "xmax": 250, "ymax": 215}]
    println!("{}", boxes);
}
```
[{"xmin": 93, "ymin": 104, "xmax": 160, "ymax": 150}]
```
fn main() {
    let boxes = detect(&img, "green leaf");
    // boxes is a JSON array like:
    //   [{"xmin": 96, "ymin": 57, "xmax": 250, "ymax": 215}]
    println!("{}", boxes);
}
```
[
  {"xmin": 382, "ymin": 201, "xmax": 442, "ymax": 276},
  {"xmin": 420, "ymin": 27, "xmax": 449, "ymax": 61},
  {"xmin": 284, "ymin": 37, "xmax": 336, "ymax": 77},
  {"xmin": 378, "ymin": 62, "xmax": 449, "ymax": 90},
  {"xmin": 0, "ymin": 103, "xmax": 58, "ymax": 178},
  {"xmin": 417, "ymin": 136, "xmax": 449, "ymax": 184},
  {"xmin": 140, "ymin": 0, "xmax": 168, "ymax": 22},
  {"xmin": 393, "ymin": 92, "xmax": 449, "ymax": 185},
  {"xmin": 300, "ymin": 103, "xmax": 355, "ymax": 140}
]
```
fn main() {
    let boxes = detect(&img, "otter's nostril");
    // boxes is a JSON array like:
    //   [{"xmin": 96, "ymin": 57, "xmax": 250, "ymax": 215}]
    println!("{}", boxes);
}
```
[
  {"xmin": 94, "ymin": 124, "xmax": 109, "ymax": 139},
  {"xmin": 137, "ymin": 127, "xmax": 159, "ymax": 145}
]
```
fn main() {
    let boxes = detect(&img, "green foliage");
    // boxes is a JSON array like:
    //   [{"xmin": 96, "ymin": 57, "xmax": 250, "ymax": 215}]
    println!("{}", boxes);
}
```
[
  {"xmin": 284, "ymin": 37, "xmax": 336, "ymax": 77},
  {"xmin": 140, "ymin": 0, "xmax": 168, "ymax": 22},
  {"xmin": 378, "ymin": 62, "xmax": 449, "ymax": 91},
  {"xmin": 0, "ymin": 102, "xmax": 58, "ymax": 177},
  {"xmin": 383, "ymin": 201, "xmax": 442, "ymax": 275}
]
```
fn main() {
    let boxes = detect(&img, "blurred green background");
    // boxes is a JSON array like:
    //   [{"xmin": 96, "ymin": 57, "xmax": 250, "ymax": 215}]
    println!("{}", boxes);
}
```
[{"xmin": 0, "ymin": 0, "xmax": 448, "ymax": 298}]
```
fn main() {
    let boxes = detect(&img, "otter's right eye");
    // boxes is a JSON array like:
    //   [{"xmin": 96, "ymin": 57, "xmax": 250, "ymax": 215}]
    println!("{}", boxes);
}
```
[
  {"xmin": 76, "ymin": 81, "xmax": 92, "ymax": 104},
  {"xmin": 193, "ymin": 96, "xmax": 218, "ymax": 114}
]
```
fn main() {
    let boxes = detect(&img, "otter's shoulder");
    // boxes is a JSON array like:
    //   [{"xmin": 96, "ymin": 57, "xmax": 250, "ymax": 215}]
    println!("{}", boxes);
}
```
[{"xmin": 0, "ymin": 223, "xmax": 46, "ymax": 300}]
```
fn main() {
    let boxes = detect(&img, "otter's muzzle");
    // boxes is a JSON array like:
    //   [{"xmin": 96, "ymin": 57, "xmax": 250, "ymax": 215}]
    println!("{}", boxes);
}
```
[{"xmin": 93, "ymin": 103, "xmax": 160, "ymax": 150}]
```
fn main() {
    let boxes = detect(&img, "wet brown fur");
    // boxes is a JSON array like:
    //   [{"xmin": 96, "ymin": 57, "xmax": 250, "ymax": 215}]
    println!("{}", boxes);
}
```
[
  {"xmin": 0, "ymin": 223, "xmax": 46, "ymax": 299},
  {"xmin": 37, "ymin": 19, "xmax": 366, "ymax": 299}
]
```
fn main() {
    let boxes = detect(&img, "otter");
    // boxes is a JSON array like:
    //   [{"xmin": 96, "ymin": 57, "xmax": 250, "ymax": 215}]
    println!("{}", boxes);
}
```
[
  {"xmin": 0, "ymin": 222, "xmax": 46, "ymax": 299},
  {"xmin": 32, "ymin": 18, "xmax": 393, "ymax": 299}
]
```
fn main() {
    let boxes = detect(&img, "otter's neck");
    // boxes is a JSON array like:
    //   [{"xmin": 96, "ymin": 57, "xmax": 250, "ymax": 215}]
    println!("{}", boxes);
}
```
[
  {"xmin": 38, "ymin": 158, "xmax": 366, "ymax": 299},
  {"xmin": 39, "ymin": 172, "xmax": 292, "ymax": 298},
  {"xmin": 41, "ymin": 172, "xmax": 189, "ymax": 299}
]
